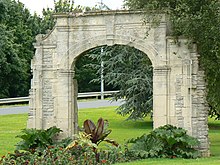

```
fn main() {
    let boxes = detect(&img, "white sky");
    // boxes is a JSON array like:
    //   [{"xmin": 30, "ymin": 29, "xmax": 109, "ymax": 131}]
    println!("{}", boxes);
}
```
[{"xmin": 19, "ymin": 0, "xmax": 124, "ymax": 15}]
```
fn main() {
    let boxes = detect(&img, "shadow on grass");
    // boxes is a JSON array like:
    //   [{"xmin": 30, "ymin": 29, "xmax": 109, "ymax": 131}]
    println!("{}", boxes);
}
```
[
  {"xmin": 209, "ymin": 123, "xmax": 220, "ymax": 130},
  {"xmin": 117, "ymin": 119, "xmax": 153, "ymax": 130}
]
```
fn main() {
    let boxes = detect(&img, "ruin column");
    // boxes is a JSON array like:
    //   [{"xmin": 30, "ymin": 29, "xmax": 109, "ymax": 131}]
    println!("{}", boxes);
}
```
[
  {"xmin": 54, "ymin": 69, "xmax": 77, "ymax": 138},
  {"xmin": 27, "ymin": 35, "xmax": 44, "ymax": 129},
  {"xmin": 153, "ymin": 66, "xmax": 171, "ymax": 128}
]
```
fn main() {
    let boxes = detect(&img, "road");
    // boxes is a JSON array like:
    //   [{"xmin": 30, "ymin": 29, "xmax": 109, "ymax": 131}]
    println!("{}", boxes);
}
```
[{"xmin": 0, "ymin": 99, "xmax": 124, "ymax": 115}]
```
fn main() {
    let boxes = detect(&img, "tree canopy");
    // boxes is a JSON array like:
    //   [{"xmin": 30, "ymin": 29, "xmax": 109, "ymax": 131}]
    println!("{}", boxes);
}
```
[
  {"xmin": 0, "ymin": 0, "xmax": 37, "ymax": 98},
  {"xmin": 87, "ymin": 45, "xmax": 153, "ymax": 120}
]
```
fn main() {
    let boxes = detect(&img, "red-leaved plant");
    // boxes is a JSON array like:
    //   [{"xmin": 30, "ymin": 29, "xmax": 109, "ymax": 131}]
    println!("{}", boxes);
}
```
[{"xmin": 83, "ymin": 118, "xmax": 118, "ymax": 146}]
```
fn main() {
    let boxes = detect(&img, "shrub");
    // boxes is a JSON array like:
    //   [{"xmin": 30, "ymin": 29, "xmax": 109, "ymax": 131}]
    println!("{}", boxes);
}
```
[
  {"xmin": 126, "ymin": 124, "xmax": 200, "ymax": 159},
  {"xmin": 16, "ymin": 126, "xmax": 62, "ymax": 153},
  {"xmin": 83, "ymin": 117, "xmax": 118, "ymax": 146},
  {"xmin": 0, "ymin": 146, "xmax": 95, "ymax": 165},
  {"xmin": 0, "ymin": 121, "xmax": 127, "ymax": 164},
  {"xmin": 1, "ymin": 132, "xmax": 127, "ymax": 165}
]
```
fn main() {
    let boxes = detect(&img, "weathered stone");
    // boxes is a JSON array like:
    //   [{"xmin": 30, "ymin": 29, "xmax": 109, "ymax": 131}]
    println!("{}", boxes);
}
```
[{"xmin": 28, "ymin": 10, "xmax": 209, "ymax": 156}]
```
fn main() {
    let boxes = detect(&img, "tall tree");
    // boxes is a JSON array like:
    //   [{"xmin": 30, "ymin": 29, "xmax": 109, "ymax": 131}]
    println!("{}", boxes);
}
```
[
  {"xmin": 0, "ymin": 0, "xmax": 35, "ymax": 98},
  {"xmin": 88, "ymin": 45, "xmax": 153, "ymax": 120},
  {"xmin": 74, "ymin": 54, "xmax": 101, "ymax": 92},
  {"xmin": 74, "ymin": 51, "xmax": 119, "ymax": 93},
  {"xmin": 0, "ymin": 24, "xmax": 19, "ymax": 98}
]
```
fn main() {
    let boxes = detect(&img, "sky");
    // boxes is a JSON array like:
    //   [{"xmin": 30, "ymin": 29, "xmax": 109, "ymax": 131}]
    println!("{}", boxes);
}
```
[{"xmin": 19, "ymin": 0, "xmax": 124, "ymax": 15}]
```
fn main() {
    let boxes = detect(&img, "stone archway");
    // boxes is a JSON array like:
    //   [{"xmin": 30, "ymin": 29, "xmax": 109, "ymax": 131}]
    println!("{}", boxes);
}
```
[{"xmin": 28, "ymin": 10, "xmax": 209, "ymax": 156}]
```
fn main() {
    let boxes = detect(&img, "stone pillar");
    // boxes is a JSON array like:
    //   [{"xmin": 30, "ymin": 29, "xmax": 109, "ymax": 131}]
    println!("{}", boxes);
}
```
[
  {"xmin": 190, "ymin": 50, "xmax": 210, "ymax": 157},
  {"xmin": 54, "ymin": 69, "xmax": 77, "ymax": 138},
  {"xmin": 27, "ymin": 35, "xmax": 44, "ymax": 129},
  {"xmin": 153, "ymin": 66, "xmax": 170, "ymax": 128}
]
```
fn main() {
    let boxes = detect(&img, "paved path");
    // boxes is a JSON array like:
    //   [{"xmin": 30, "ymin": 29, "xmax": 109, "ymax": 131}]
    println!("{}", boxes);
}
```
[{"xmin": 0, "ymin": 99, "xmax": 124, "ymax": 115}]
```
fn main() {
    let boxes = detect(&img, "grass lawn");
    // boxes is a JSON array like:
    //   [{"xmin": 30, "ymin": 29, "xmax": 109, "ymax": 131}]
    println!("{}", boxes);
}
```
[
  {"xmin": 0, "ymin": 114, "xmax": 27, "ymax": 155},
  {"xmin": 0, "ymin": 106, "xmax": 220, "ymax": 164}
]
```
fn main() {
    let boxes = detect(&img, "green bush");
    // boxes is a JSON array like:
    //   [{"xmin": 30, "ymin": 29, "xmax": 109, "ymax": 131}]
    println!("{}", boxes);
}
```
[
  {"xmin": 126, "ymin": 124, "xmax": 200, "ymax": 159},
  {"xmin": 15, "ymin": 126, "xmax": 63, "ymax": 153},
  {"xmin": 0, "ymin": 124, "xmax": 201, "ymax": 164},
  {"xmin": 1, "ymin": 123, "xmax": 128, "ymax": 164},
  {"xmin": 0, "ymin": 146, "xmax": 128, "ymax": 165},
  {"xmin": 0, "ymin": 146, "xmax": 95, "ymax": 165},
  {"xmin": 1, "ymin": 132, "xmax": 127, "ymax": 165}
]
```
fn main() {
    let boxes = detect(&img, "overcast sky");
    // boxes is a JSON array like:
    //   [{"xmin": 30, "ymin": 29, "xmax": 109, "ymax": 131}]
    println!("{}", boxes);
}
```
[{"xmin": 19, "ymin": 0, "xmax": 124, "ymax": 15}]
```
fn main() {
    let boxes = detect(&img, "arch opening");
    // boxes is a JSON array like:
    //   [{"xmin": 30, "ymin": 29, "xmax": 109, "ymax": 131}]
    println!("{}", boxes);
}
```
[{"xmin": 72, "ymin": 44, "xmax": 154, "ymax": 141}]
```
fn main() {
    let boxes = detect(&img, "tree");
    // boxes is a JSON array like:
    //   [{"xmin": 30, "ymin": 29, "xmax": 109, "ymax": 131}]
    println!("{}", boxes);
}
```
[
  {"xmin": 74, "ymin": 54, "xmax": 101, "ymax": 92},
  {"xmin": 0, "ymin": 0, "xmax": 96, "ymax": 98},
  {"xmin": 87, "ymin": 45, "xmax": 153, "ymax": 120},
  {"xmin": 124, "ymin": 0, "xmax": 220, "ymax": 119},
  {"xmin": 0, "ymin": 0, "xmax": 35, "ymax": 98},
  {"xmin": 0, "ymin": 24, "xmax": 19, "ymax": 98}
]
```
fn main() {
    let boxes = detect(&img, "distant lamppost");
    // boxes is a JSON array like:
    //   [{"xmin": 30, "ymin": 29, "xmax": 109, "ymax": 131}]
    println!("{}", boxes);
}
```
[
  {"xmin": 100, "ymin": 0, "xmax": 104, "ymax": 100},
  {"xmin": 100, "ymin": 47, "xmax": 104, "ymax": 100}
]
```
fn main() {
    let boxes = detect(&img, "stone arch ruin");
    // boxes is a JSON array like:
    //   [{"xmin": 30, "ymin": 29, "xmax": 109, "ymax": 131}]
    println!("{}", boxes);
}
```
[{"xmin": 28, "ymin": 10, "xmax": 209, "ymax": 156}]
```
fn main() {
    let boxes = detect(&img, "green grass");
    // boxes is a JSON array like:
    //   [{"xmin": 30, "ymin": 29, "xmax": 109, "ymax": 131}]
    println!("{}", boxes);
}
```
[
  {"xmin": 115, "ymin": 117, "xmax": 220, "ymax": 165},
  {"xmin": 114, "ymin": 157, "xmax": 220, "ymax": 165},
  {"xmin": 78, "ymin": 106, "xmax": 152, "ymax": 145},
  {"xmin": 0, "ymin": 114, "xmax": 27, "ymax": 155},
  {"xmin": 0, "ymin": 106, "xmax": 220, "ymax": 165}
]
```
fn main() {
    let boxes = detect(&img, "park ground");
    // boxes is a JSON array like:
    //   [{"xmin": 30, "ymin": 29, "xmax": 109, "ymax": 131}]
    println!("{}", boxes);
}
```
[{"xmin": 0, "ymin": 106, "xmax": 220, "ymax": 164}]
